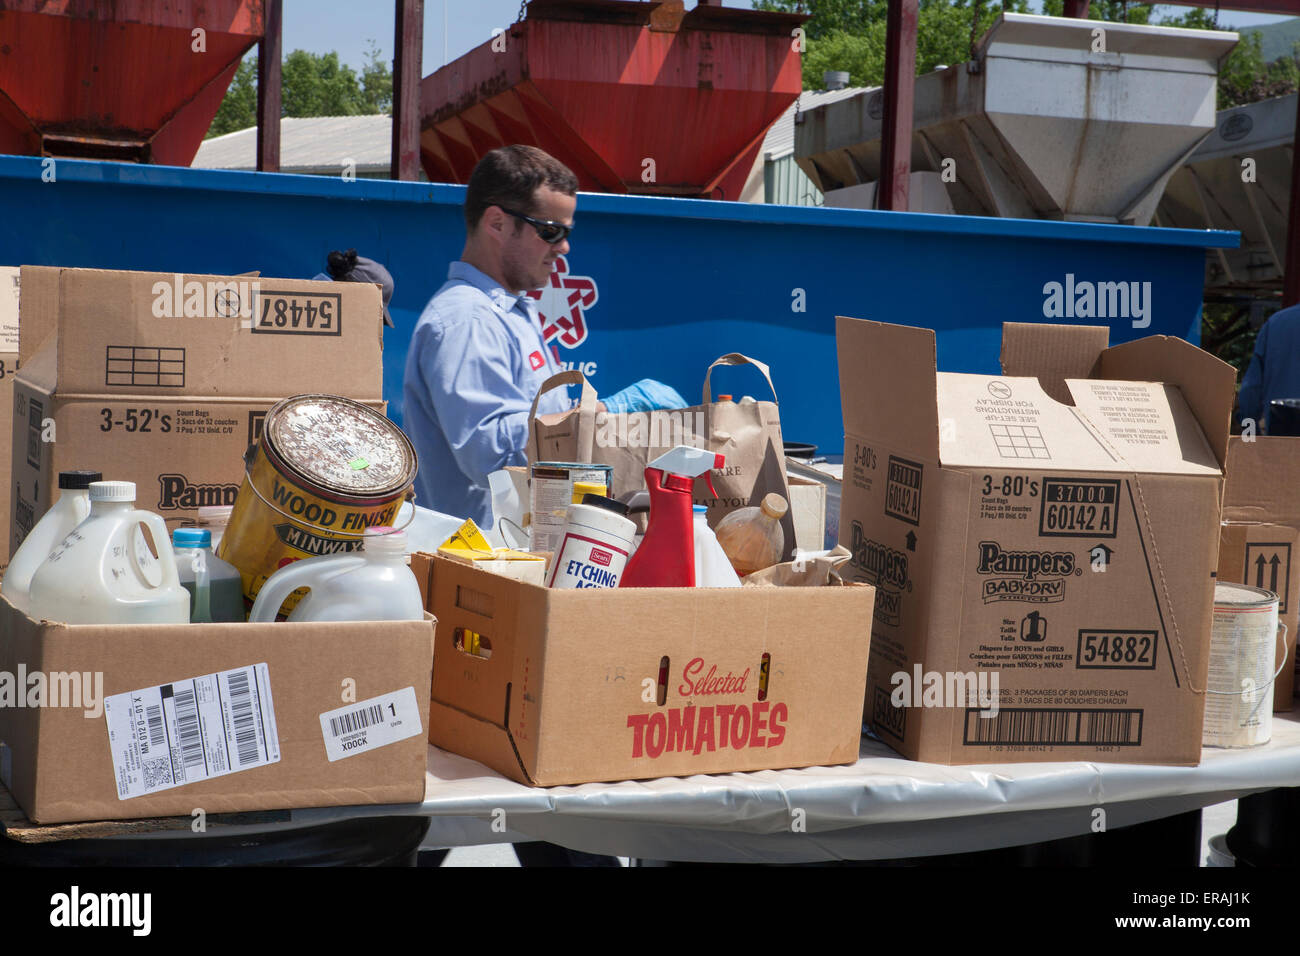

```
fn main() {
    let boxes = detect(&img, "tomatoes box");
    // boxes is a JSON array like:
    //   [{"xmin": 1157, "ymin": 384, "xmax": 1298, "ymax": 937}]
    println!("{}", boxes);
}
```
[{"xmin": 414, "ymin": 552, "xmax": 874, "ymax": 786}]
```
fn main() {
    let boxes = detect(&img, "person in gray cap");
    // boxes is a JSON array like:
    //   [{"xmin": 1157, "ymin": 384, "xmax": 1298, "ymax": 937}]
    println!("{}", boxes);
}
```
[{"xmin": 314, "ymin": 249, "xmax": 396, "ymax": 328}]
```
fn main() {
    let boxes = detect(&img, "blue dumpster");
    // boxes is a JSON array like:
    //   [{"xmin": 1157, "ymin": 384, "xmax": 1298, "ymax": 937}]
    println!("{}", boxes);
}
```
[{"xmin": 0, "ymin": 155, "xmax": 1237, "ymax": 454}]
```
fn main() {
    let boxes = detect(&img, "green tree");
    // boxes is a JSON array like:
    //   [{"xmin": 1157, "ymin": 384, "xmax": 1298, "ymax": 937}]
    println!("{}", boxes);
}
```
[
  {"xmin": 207, "ymin": 55, "xmax": 257, "ymax": 138},
  {"xmin": 282, "ymin": 50, "xmax": 364, "ymax": 117},
  {"xmin": 205, "ymin": 48, "xmax": 394, "ymax": 138},
  {"xmin": 359, "ymin": 41, "xmax": 393, "ymax": 115},
  {"xmin": 757, "ymin": 0, "xmax": 1031, "ymax": 89},
  {"xmin": 1215, "ymin": 32, "xmax": 1299, "ymax": 108},
  {"xmin": 1040, "ymin": 0, "xmax": 1154, "ymax": 24}
]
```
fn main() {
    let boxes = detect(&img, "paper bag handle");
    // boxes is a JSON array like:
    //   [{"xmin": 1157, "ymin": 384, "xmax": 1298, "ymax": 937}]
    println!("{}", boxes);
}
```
[
  {"xmin": 527, "ymin": 369, "xmax": 599, "ymax": 463},
  {"xmin": 703, "ymin": 353, "xmax": 779, "ymax": 405}
]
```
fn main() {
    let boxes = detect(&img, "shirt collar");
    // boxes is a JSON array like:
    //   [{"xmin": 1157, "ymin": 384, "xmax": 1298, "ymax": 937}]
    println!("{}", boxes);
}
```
[{"xmin": 448, "ymin": 261, "xmax": 535, "ymax": 317}]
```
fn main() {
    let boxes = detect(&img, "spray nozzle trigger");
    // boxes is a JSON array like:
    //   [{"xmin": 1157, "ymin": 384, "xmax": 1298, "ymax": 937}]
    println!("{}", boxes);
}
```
[{"xmin": 699, "ymin": 470, "xmax": 719, "ymax": 499}]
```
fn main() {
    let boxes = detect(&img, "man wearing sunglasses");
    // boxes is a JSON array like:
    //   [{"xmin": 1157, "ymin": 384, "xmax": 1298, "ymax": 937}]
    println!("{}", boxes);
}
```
[{"xmin": 403, "ymin": 145, "xmax": 685, "ymax": 528}]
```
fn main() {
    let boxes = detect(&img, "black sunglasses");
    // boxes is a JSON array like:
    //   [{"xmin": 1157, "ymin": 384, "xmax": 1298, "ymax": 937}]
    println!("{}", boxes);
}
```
[{"xmin": 499, "ymin": 206, "xmax": 572, "ymax": 244}]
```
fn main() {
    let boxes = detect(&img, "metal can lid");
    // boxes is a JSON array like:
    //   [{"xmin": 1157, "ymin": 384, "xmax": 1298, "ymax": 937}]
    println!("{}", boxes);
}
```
[
  {"xmin": 263, "ymin": 394, "xmax": 417, "ymax": 498},
  {"xmin": 1213, "ymin": 581, "xmax": 1277, "ymax": 609}
]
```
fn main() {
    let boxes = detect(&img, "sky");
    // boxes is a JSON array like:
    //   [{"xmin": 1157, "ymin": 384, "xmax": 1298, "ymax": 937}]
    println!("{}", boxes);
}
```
[{"xmin": 283, "ymin": 0, "xmax": 1296, "ymax": 73}]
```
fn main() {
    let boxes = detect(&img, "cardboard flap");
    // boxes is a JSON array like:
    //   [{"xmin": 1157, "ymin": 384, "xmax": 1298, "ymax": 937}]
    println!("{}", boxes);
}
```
[
  {"xmin": 936, "ymin": 372, "xmax": 1221, "ymax": 475},
  {"xmin": 999, "ymin": 322, "xmax": 1108, "ymax": 406},
  {"xmin": 0, "ymin": 266, "xmax": 19, "ymax": 355},
  {"xmin": 17, "ymin": 266, "xmax": 58, "ymax": 364},
  {"xmin": 1098, "ymin": 336, "xmax": 1235, "ymax": 468},
  {"xmin": 31, "ymin": 268, "xmax": 383, "ymax": 399},
  {"xmin": 836, "ymin": 316, "xmax": 938, "ymax": 457},
  {"xmin": 1224, "ymin": 436, "xmax": 1300, "ymax": 527},
  {"xmin": 13, "ymin": 340, "xmax": 56, "ymax": 393},
  {"xmin": 937, "ymin": 372, "xmax": 1113, "ymax": 470},
  {"xmin": 1065, "ymin": 379, "xmax": 1222, "ymax": 475}
]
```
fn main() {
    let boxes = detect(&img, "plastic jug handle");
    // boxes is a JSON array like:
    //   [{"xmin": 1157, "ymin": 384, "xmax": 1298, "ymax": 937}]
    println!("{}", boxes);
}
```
[
  {"xmin": 247, "ymin": 554, "xmax": 368, "ymax": 622},
  {"xmin": 131, "ymin": 511, "xmax": 181, "ymax": 590}
]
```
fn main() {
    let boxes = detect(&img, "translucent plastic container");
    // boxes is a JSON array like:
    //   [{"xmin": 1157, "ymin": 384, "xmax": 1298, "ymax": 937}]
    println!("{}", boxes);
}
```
[
  {"xmin": 693, "ymin": 506, "xmax": 741, "ymax": 588},
  {"xmin": 27, "ymin": 481, "xmax": 190, "ymax": 625},
  {"xmin": 714, "ymin": 493, "xmax": 787, "ymax": 577},
  {"xmin": 247, "ymin": 527, "xmax": 424, "ymax": 623},
  {"xmin": 174, "ymin": 527, "xmax": 245, "ymax": 623},
  {"xmin": 195, "ymin": 505, "xmax": 234, "ymax": 553},
  {"xmin": 2, "ymin": 470, "xmax": 101, "ymax": 612}
]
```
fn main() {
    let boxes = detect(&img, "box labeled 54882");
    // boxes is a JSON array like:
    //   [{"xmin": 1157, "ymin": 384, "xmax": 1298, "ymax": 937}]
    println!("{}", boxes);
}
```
[{"xmin": 838, "ymin": 317, "xmax": 1233, "ymax": 767}]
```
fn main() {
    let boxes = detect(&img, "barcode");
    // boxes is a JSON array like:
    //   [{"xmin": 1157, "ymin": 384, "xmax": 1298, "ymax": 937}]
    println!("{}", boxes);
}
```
[
  {"xmin": 329, "ymin": 704, "xmax": 385, "ymax": 738},
  {"xmin": 227, "ymin": 669, "xmax": 261, "ymax": 767},
  {"xmin": 25, "ymin": 397, "xmax": 43, "ymax": 469},
  {"xmin": 145, "ymin": 704, "xmax": 164, "ymax": 749},
  {"xmin": 174, "ymin": 687, "xmax": 206, "ymax": 772},
  {"xmin": 963, "ymin": 708, "xmax": 1143, "ymax": 746}
]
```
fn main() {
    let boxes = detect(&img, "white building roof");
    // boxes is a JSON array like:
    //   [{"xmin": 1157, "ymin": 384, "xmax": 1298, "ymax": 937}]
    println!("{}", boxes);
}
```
[{"xmin": 193, "ymin": 114, "xmax": 393, "ymax": 174}]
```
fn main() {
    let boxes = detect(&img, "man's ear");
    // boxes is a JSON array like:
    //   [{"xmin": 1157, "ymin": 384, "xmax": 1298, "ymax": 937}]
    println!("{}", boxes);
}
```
[{"xmin": 478, "ymin": 205, "xmax": 507, "ymax": 244}]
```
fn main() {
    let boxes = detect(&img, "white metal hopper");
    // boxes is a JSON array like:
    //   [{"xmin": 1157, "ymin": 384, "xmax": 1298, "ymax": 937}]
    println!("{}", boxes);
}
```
[
  {"xmin": 794, "ymin": 13, "xmax": 1238, "ymax": 225},
  {"xmin": 1157, "ymin": 92, "xmax": 1297, "ymax": 295}
]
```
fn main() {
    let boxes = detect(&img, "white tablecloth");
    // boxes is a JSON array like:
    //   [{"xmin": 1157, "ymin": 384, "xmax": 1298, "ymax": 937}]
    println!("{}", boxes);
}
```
[{"xmin": 288, "ymin": 714, "xmax": 1300, "ymax": 863}]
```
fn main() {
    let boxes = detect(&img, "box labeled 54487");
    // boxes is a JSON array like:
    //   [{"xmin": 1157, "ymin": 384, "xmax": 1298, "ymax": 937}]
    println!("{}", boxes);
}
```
[
  {"xmin": 838, "ymin": 317, "xmax": 1233, "ymax": 767},
  {"xmin": 10, "ymin": 266, "xmax": 386, "ymax": 552}
]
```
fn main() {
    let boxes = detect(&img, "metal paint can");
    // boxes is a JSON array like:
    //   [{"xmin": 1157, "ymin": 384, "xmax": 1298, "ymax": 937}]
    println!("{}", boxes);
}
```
[
  {"xmin": 1204, "ymin": 582, "xmax": 1280, "ymax": 749},
  {"xmin": 216, "ymin": 394, "xmax": 416, "ymax": 614}
]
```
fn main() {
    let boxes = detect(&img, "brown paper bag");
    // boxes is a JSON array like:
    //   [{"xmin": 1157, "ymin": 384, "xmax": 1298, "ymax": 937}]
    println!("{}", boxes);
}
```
[
  {"xmin": 743, "ymin": 546, "xmax": 852, "ymax": 587},
  {"xmin": 526, "ymin": 354, "xmax": 795, "ymax": 558}
]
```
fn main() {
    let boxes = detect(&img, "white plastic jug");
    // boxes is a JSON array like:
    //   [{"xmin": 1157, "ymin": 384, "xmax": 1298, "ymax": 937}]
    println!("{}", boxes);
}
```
[
  {"xmin": 2, "ymin": 470, "xmax": 101, "ymax": 612},
  {"xmin": 28, "ymin": 481, "xmax": 190, "ymax": 625},
  {"xmin": 247, "ymin": 527, "xmax": 424, "ymax": 622},
  {"xmin": 693, "ymin": 507, "xmax": 741, "ymax": 588}
]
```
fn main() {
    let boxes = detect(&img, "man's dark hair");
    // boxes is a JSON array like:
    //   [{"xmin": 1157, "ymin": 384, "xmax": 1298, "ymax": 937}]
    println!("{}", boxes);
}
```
[{"xmin": 464, "ymin": 145, "xmax": 578, "ymax": 232}]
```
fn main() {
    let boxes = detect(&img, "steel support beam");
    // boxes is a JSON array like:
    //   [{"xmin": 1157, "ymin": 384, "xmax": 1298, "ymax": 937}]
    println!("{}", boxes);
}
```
[
  {"xmin": 878, "ymin": 0, "xmax": 918, "ymax": 212},
  {"xmin": 392, "ymin": 0, "xmax": 424, "ymax": 181},
  {"xmin": 256, "ymin": 0, "xmax": 282, "ymax": 172}
]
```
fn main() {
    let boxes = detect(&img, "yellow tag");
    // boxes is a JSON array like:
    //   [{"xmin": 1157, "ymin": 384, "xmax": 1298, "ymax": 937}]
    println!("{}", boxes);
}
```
[
  {"xmin": 438, "ymin": 518, "xmax": 495, "ymax": 558},
  {"xmin": 438, "ymin": 519, "xmax": 545, "ymax": 563}
]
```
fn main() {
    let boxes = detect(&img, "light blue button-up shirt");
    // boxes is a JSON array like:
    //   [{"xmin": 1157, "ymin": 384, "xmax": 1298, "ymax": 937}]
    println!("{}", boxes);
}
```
[{"xmin": 402, "ymin": 261, "xmax": 571, "ymax": 525}]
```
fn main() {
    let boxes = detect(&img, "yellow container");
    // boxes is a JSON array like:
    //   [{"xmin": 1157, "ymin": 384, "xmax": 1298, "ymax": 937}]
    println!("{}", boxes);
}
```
[{"xmin": 217, "ymin": 394, "xmax": 417, "ymax": 615}]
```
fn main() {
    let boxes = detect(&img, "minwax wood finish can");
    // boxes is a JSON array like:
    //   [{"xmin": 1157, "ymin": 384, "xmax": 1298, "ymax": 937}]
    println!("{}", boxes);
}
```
[
  {"xmin": 216, "ymin": 394, "xmax": 417, "ymax": 613},
  {"xmin": 1204, "ymin": 582, "xmax": 1280, "ymax": 749}
]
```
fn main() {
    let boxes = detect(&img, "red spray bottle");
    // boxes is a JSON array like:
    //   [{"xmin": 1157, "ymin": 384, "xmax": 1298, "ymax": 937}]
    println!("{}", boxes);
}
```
[{"xmin": 619, "ymin": 445, "xmax": 724, "ymax": 588}]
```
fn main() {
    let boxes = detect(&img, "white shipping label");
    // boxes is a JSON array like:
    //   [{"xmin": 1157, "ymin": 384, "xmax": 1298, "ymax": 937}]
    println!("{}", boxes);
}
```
[
  {"xmin": 319, "ymin": 687, "xmax": 423, "ymax": 762},
  {"xmin": 103, "ymin": 663, "xmax": 281, "ymax": 801}
]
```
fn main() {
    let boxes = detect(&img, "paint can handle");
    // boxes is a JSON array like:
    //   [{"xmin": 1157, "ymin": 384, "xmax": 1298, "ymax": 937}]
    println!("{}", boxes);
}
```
[{"xmin": 240, "ymin": 469, "xmax": 417, "ymax": 538}]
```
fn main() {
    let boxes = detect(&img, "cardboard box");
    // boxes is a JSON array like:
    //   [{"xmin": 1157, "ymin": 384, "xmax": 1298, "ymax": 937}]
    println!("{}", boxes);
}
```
[
  {"xmin": 787, "ymin": 457, "xmax": 842, "ymax": 550},
  {"xmin": 415, "ymin": 552, "xmax": 874, "ymax": 786},
  {"xmin": 1219, "ymin": 436, "xmax": 1300, "ymax": 709},
  {"xmin": 787, "ymin": 473, "xmax": 827, "ymax": 554},
  {"xmin": 0, "ymin": 595, "xmax": 434, "ymax": 824},
  {"xmin": 838, "ymin": 317, "xmax": 1234, "ymax": 766},
  {"xmin": 0, "ymin": 268, "xmax": 20, "ymax": 567},
  {"xmin": 10, "ymin": 267, "xmax": 385, "ymax": 555}
]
